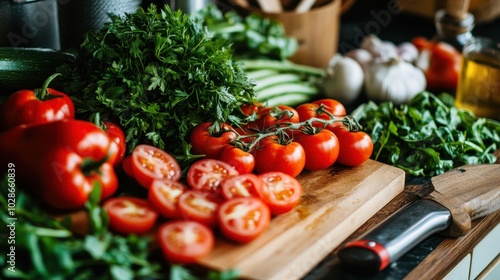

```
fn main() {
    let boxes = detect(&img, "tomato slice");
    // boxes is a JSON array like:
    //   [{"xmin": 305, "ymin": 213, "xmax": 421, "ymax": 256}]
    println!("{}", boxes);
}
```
[
  {"xmin": 217, "ymin": 197, "xmax": 271, "ymax": 243},
  {"xmin": 157, "ymin": 220, "xmax": 214, "ymax": 264},
  {"xmin": 187, "ymin": 159, "xmax": 239, "ymax": 193},
  {"xmin": 220, "ymin": 173, "xmax": 263, "ymax": 200},
  {"xmin": 257, "ymin": 172, "xmax": 302, "ymax": 215},
  {"xmin": 148, "ymin": 179, "xmax": 188, "ymax": 219},
  {"xmin": 131, "ymin": 144, "xmax": 181, "ymax": 188},
  {"xmin": 103, "ymin": 197, "xmax": 158, "ymax": 235},
  {"xmin": 178, "ymin": 190, "xmax": 223, "ymax": 227}
]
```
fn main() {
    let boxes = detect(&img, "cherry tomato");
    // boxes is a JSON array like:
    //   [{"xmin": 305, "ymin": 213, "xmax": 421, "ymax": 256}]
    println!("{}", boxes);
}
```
[
  {"xmin": 253, "ymin": 136, "xmax": 306, "ymax": 177},
  {"xmin": 157, "ymin": 220, "xmax": 214, "ymax": 264},
  {"xmin": 190, "ymin": 122, "xmax": 237, "ymax": 159},
  {"xmin": 148, "ymin": 179, "xmax": 188, "ymax": 219},
  {"xmin": 257, "ymin": 172, "xmax": 302, "ymax": 215},
  {"xmin": 220, "ymin": 173, "xmax": 263, "ymax": 200},
  {"xmin": 254, "ymin": 105, "xmax": 299, "ymax": 130},
  {"xmin": 121, "ymin": 156, "xmax": 134, "ymax": 177},
  {"xmin": 103, "ymin": 197, "xmax": 159, "ymax": 235},
  {"xmin": 103, "ymin": 121, "xmax": 126, "ymax": 166},
  {"xmin": 178, "ymin": 190, "xmax": 223, "ymax": 227},
  {"xmin": 131, "ymin": 144, "xmax": 181, "ymax": 188},
  {"xmin": 240, "ymin": 102, "xmax": 264, "ymax": 116},
  {"xmin": 217, "ymin": 197, "xmax": 271, "ymax": 243},
  {"xmin": 294, "ymin": 130, "xmax": 340, "ymax": 170},
  {"xmin": 312, "ymin": 99, "xmax": 346, "ymax": 116},
  {"xmin": 331, "ymin": 126, "xmax": 373, "ymax": 167},
  {"xmin": 296, "ymin": 101, "xmax": 345, "ymax": 130},
  {"xmin": 218, "ymin": 144, "xmax": 255, "ymax": 174},
  {"xmin": 187, "ymin": 159, "xmax": 239, "ymax": 193}
]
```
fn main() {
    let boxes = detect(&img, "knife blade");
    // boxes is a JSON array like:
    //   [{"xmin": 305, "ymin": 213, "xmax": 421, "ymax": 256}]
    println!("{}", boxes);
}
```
[{"xmin": 338, "ymin": 164, "xmax": 500, "ymax": 273}]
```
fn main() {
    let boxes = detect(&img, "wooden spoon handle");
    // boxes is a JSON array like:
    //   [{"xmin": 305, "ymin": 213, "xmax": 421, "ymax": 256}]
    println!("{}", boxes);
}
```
[
  {"xmin": 446, "ymin": 0, "xmax": 471, "ymax": 19},
  {"xmin": 256, "ymin": 0, "xmax": 283, "ymax": 13},
  {"xmin": 295, "ymin": 0, "xmax": 317, "ymax": 13}
]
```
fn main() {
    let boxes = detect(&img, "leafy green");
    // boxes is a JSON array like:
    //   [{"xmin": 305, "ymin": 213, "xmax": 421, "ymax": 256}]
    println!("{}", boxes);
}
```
[
  {"xmin": 57, "ymin": 4, "xmax": 256, "ymax": 161},
  {"xmin": 351, "ymin": 91, "xmax": 500, "ymax": 177},
  {"xmin": 195, "ymin": 4, "xmax": 298, "ymax": 60}
]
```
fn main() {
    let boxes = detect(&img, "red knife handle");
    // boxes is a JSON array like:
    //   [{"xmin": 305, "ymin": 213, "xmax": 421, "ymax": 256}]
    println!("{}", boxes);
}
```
[{"xmin": 338, "ymin": 199, "xmax": 451, "ymax": 274}]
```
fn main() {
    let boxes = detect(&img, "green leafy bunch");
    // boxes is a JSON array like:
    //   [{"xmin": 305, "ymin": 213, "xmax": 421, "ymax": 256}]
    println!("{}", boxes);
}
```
[
  {"xmin": 59, "ymin": 4, "xmax": 256, "ymax": 160},
  {"xmin": 195, "ymin": 4, "xmax": 298, "ymax": 60},
  {"xmin": 352, "ymin": 91, "xmax": 500, "ymax": 177}
]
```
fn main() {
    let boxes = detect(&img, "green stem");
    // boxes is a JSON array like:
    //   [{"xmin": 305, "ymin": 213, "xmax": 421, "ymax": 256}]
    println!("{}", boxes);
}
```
[{"xmin": 36, "ymin": 73, "xmax": 62, "ymax": 100}]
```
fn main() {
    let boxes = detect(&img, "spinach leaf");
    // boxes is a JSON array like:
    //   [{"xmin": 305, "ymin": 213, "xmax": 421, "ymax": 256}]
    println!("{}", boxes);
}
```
[{"xmin": 352, "ymin": 91, "xmax": 500, "ymax": 177}]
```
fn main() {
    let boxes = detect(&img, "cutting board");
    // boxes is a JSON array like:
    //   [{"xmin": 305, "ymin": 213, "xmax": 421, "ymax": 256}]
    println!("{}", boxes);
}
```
[{"xmin": 197, "ymin": 159, "xmax": 406, "ymax": 280}]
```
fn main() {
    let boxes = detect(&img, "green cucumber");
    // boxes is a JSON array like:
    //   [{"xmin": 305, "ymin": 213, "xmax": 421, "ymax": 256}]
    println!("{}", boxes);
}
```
[
  {"xmin": 0, "ymin": 48, "xmax": 76, "ymax": 93},
  {"xmin": 261, "ymin": 92, "xmax": 319, "ymax": 107}
]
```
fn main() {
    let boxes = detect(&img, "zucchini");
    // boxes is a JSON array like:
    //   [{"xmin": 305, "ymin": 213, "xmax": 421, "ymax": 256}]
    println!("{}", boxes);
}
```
[{"xmin": 0, "ymin": 48, "xmax": 76, "ymax": 93}]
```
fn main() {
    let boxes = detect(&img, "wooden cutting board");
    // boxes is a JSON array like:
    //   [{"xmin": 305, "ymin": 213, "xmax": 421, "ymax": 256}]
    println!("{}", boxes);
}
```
[{"xmin": 197, "ymin": 159, "xmax": 406, "ymax": 280}]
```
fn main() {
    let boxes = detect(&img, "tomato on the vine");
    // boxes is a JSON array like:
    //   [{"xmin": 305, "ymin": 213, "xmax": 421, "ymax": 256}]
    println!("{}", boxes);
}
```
[
  {"xmin": 220, "ymin": 173, "xmax": 263, "ymax": 200},
  {"xmin": 217, "ymin": 197, "xmax": 271, "ymax": 243},
  {"xmin": 157, "ymin": 220, "xmax": 214, "ymax": 264},
  {"xmin": 131, "ymin": 144, "xmax": 182, "ymax": 188},
  {"xmin": 331, "ymin": 126, "xmax": 373, "ymax": 166},
  {"xmin": 296, "ymin": 100, "xmax": 346, "ymax": 131},
  {"xmin": 218, "ymin": 144, "xmax": 255, "ymax": 174},
  {"xmin": 178, "ymin": 190, "xmax": 223, "ymax": 227},
  {"xmin": 294, "ymin": 129, "xmax": 340, "ymax": 170},
  {"xmin": 257, "ymin": 172, "xmax": 302, "ymax": 215},
  {"xmin": 254, "ymin": 105, "xmax": 300, "ymax": 130},
  {"xmin": 253, "ymin": 136, "xmax": 305, "ymax": 177},
  {"xmin": 190, "ymin": 122, "xmax": 237, "ymax": 159},
  {"xmin": 240, "ymin": 102, "xmax": 264, "ymax": 117},
  {"xmin": 148, "ymin": 179, "xmax": 188, "ymax": 219},
  {"xmin": 103, "ymin": 197, "xmax": 159, "ymax": 235},
  {"xmin": 187, "ymin": 159, "xmax": 239, "ymax": 193}
]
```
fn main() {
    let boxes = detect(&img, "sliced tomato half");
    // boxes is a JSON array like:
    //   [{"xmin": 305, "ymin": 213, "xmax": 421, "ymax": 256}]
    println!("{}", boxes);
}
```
[
  {"xmin": 220, "ymin": 173, "xmax": 263, "ymax": 200},
  {"xmin": 217, "ymin": 197, "xmax": 271, "ymax": 243},
  {"xmin": 158, "ymin": 220, "xmax": 215, "ymax": 264},
  {"xmin": 103, "ymin": 197, "xmax": 159, "ymax": 235},
  {"xmin": 131, "ymin": 144, "xmax": 181, "ymax": 188},
  {"xmin": 187, "ymin": 159, "xmax": 239, "ymax": 193},
  {"xmin": 178, "ymin": 190, "xmax": 223, "ymax": 227},
  {"xmin": 257, "ymin": 172, "xmax": 302, "ymax": 215},
  {"xmin": 148, "ymin": 179, "xmax": 188, "ymax": 219}
]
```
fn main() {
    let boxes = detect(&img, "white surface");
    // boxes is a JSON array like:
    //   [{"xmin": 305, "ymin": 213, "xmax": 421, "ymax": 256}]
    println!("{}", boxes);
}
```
[
  {"xmin": 478, "ymin": 255, "xmax": 500, "ymax": 280},
  {"xmin": 444, "ymin": 253, "xmax": 471, "ymax": 280},
  {"xmin": 470, "ymin": 223, "xmax": 500, "ymax": 279}
]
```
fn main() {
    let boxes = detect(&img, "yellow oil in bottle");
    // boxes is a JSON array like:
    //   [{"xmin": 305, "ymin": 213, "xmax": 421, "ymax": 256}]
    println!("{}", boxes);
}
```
[{"xmin": 455, "ymin": 52, "xmax": 500, "ymax": 120}]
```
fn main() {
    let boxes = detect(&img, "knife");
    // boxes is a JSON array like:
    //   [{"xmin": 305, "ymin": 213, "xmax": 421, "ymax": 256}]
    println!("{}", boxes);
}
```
[{"xmin": 338, "ymin": 164, "xmax": 500, "ymax": 273}]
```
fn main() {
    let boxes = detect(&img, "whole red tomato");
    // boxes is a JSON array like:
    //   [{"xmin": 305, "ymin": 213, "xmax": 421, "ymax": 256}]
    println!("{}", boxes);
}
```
[
  {"xmin": 103, "ymin": 121, "xmax": 126, "ymax": 166},
  {"xmin": 253, "ymin": 136, "xmax": 305, "ymax": 177},
  {"xmin": 190, "ymin": 122, "xmax": 237, "ymax": 159},
  {"xmin": 254, "ymin": 105, "xmax": 300, "ymax": 130},
  {"xmin": 294, "ymin": 129, "xmax": 340, "ymax": 170},
  {"xmin": 332, "ymin": 126, "xmax": 373, "ymax": 166},
  {"xmin": 218, "ymin": 144, "xmax": 255, "ymax": 174},
  {"xmin": 296, "ymin": 99, "xmax": 346, "ymax": 131}
]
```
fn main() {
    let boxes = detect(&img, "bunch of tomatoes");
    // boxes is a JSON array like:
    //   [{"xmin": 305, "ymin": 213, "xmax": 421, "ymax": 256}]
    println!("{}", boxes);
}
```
[{"xmin": 102, "ymin": 98, "xmax": 373, "ymax": 266}]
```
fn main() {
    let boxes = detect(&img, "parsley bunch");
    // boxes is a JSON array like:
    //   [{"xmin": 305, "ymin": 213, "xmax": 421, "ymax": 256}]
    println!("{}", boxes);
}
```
[
  {"xmin": 352, "ymin": 92, "xmax": 500, "ymax": 177},
  {"xmin": 59, "ymin": 5, "xmax": 256, "ymax": 160}
]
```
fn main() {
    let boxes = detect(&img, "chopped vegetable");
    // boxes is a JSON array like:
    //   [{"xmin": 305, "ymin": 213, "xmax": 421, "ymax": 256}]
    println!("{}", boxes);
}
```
[
  {"xmin": 57, "ymin": 5, "xmax": 256, "ymax": 160},
  {"xmin": 352, "ymin": 91, "xmax": 500, "ymax": 177}
]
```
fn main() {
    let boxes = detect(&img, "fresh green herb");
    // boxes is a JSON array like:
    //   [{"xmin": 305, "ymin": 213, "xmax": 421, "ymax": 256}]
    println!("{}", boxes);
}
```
[
  {"xmin": 58, "ymin": 4, "xmax": 256, "ymax": 162},
  {"xmin": 195, "ymin": 4, "xmax": 298, "ymax": 60},
  {"xmin": 351, "ymin": 91, "xmax": 500, "ymax": 177}
]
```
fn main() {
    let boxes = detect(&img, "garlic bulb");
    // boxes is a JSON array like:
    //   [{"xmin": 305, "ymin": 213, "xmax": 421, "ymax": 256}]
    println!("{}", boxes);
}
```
[
  {"xmin": 365, "ymin": 58, "xmax": 426, "ymax": 104},
  {"xmin": 345, "ymin": 48, "xmax": 373, "ymax": 70},
  {"xmin": 360, "ymin": 35, "xmax": 398, "ymax": 61},
  {"xmin": 321, "ymin": 54, "xmax": 364, "ymax": 105}
]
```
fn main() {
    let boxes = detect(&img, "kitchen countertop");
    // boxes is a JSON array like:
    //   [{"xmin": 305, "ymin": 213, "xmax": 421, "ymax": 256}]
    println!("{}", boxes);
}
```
[{"xmin": 303, "ymin": 148, "xmax": 500, "ymax": 280}]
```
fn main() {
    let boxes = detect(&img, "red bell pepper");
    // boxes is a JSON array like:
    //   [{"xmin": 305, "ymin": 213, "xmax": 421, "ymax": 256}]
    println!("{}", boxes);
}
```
[
  {"xmin": 412, "ymin": 37, "xmax": 462, "ymax": 92},
  {"xmin": 0, "ymin": 73, "xmax": 75, "ymax": 132},
  {"xmin": 0, "ymin": 119, "xmax": 118, "ymax": 210}
]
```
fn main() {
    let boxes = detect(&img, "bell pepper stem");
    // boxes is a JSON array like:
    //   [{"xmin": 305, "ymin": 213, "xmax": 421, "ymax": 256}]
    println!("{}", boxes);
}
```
[
  {"xmin": 37, "ymin": 73, "xmax": 62, "ymax": 100},
  {"xmin": 80, "ymin": 156, "xmax": 109, "ymax": 176}
]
